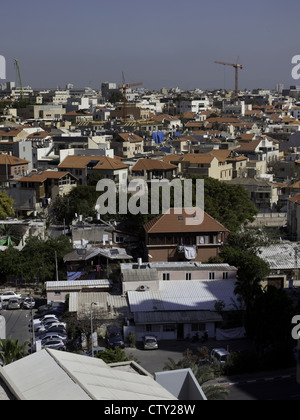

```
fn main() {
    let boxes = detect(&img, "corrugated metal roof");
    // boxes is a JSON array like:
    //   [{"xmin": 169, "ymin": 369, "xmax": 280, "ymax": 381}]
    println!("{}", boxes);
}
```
[
  {"xmin": 69, "ymin": 292, "xmax": 130, "ymax": 319},
  {"xmin": 2, "ymin": 349, "xmax": 176, "ymax": 400},
  {"xmin": 46, "ymin": 280, "xmax": 112, "ymax": 290},
  {"xmin": 128, "ymin": 279, "xmax": 238, "ymax": 312}
]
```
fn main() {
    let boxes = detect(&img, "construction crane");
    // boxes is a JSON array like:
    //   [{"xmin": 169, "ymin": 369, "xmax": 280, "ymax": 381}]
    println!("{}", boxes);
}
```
[
  {"xmin": 13, "ymin": 58, "xmax": 24, "ymax": 100},
  {"xmin": 215, "ymin": 59, "xmax": 243, "ymax": 103},
  {"xmin": 118, "ymin": 72, "xmax": 142, "ymax": 121}
]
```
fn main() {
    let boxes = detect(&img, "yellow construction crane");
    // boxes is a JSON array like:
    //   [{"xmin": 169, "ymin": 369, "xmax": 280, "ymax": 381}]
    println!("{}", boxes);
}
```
[
  {"xmin": 13, "ymin": 58, "xmax": 24, "ymax": 100},
  {"xmin": 118, "ymin": 72, "xmax": 142, "ymax": 121},
  {"xmin": 215, "ymin": 58, "xmax": 243, "ymax": 102}
]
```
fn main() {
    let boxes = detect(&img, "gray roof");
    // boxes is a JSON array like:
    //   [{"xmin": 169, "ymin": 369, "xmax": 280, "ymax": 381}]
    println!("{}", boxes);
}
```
[
  {"xmin": 0, "ymin": 349, "xmax": 176, "ymax": 400},
  {"xmin": 259, "ymin": 242, "xmax": 300, "ymax": 270},
  {"xmin": 46, "ymin": 279, "xmax": 112, "ymax": 291},
  {"xmin": 122, "ymin": 268, "xmax": 159, "ymax": 283},
  {"xmin": 64, "ymin": 247, "xmax": 133, "ymax": 263},
  {"xmin": 128, "ymin": 279, "xmax": 239, "ymax": 312}
]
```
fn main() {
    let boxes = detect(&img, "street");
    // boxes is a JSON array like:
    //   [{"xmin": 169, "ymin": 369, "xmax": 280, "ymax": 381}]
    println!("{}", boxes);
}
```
[
  {"xmin": 227, "ymin": 376, "xmax": 300, "ymax": 400},
  {"xmin": 125, "ymin": 341, "xmax": 300, "ymax": 401}
]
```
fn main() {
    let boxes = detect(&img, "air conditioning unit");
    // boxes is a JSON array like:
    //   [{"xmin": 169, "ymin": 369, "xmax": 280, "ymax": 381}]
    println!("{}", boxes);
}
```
[{"xmin": 138, "ymin": 285, "xmax": 149, "ymax": 291}]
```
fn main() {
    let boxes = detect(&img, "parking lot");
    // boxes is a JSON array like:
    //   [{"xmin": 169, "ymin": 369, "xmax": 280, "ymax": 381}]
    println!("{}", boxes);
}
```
[
  {"xmin": 124, "ymin": 338, "xmax": 256, "ymax": 375},
  {"xmin": 0, "ymin": 292, "xmax": 256, "ymax": 376}
]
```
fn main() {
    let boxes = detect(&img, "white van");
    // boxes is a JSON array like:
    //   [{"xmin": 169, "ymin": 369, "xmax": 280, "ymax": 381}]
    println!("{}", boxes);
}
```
[{"xmin": 210, "ymin": 348, "xmax": 230, "ymax": 366}]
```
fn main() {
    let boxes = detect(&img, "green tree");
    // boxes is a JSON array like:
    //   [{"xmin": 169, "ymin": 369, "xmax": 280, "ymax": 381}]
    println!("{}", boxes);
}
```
[
  {"xmin": 163, "ymin": 349, "xmax": 229, "ymax": 400},
  {"xmin": 51, "ymin": 186, "xmax": 101, "ymax": 224},
  {"xmin": 0, "ymin": 338, "xmax": 29, "ymax": 365},
  {"xmin": 200, "ymin": 177, "xmax": 258, "ymax": 232},
  {"xmin": 0, "ymin": 192, "xmax": 15, "ymax": 219},
  {"xmin": 96, "ymin": 347, "xmax": 129, "ymax": 364},
  {"xmin": 20, "ymin": 235, "xmax": 73, "ymax": 283}
]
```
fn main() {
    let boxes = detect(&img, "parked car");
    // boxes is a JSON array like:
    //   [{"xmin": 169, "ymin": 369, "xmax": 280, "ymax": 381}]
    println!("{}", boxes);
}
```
[
  {"xmin": 36, "ymin": 322, "xmax": 67, "ymax": 334},
  {"xmin": 0, "ymin": 291, "xmax": 22, "ymax": 302},
  {"xmin": 41, "ymin": 338, "xmax": 66, "ymax": 351},
  {"xmin": 22, "ymin": 297, "xmax": 35, "ymax": 309},
  {"xmin": 106, "ymin": 326, "xmax": 125, "ymax": 349},
  {"xmin": 143, "ymin": 335, "xmax": 158, "ymax": 350},
  {"xmin": 7, "ymin": 298, "xmax": 21, "ymax": 310},
  {"xmin": 37, "ymin": 303, "xmax": 65, "ymax": 314},
  {"xmin": 210, "ymin": 348, "xmax": 230, "ymax": 366},
  {"xmin": 32, "ymin": 315, "xmax": 59, "ymax": 329},
  {"xmin": 36, "ymin": 325, "xmax": 67, "ymax": 335},
  {"xmin": 84, "ymin": 347, "xmax": 106, "ymax": 358},
  {"xmin": 39, "ymin": 326, "xmax": 67, "ymax": 335},
  {"xmin": 34, "ymin": 309, "xmax": 63, "ymax": 319},
  {"xmin": 36, "ymin": 332, "xmax": 68, "ymax": 342}
]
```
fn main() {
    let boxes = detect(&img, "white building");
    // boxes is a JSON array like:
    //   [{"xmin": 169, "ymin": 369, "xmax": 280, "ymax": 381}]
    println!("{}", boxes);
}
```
[
  {"xmin": 177, "ymin": 98, "xmax": 210, "ymax": 114},
  {"xmin": 122, "ymin": 262, "xmax": 241, "ymax": 341}
]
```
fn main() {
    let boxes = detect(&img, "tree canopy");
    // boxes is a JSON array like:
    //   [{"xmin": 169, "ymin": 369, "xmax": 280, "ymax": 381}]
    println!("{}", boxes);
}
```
[
  {"xmin": 0, "ymin": 235, "xmax": 73, "ymax": 285},
  {"xmin": 0, "ymin": 191, "xmax": 15, "ymax": 219}
]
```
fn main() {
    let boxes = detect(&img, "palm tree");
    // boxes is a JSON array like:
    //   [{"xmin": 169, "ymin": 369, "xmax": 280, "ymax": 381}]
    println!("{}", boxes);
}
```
[
  {"xmin": 0, "ymin": 337, "xmax": 29, "ymax": 365},
  {"xmin": 163, "ymin": 350, "xmax": 229, "ymax": 400}
]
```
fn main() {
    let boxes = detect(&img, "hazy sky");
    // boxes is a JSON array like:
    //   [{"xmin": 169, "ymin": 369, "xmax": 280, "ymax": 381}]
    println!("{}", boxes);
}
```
[{"xmin": 1, "ymin": 0, "xmax": 300, "ymax": 91}]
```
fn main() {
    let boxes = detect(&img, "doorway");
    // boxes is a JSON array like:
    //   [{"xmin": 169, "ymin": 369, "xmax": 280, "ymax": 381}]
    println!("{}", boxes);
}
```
[{"xmin": 177, "ymin": 324, "xmax": 184, "ymax": 340}]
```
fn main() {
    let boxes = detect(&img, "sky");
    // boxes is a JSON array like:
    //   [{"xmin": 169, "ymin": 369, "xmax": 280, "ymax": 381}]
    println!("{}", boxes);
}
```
[{"xmin": 1, "ymin": 0, "xmax": 300, "ymax": 91}]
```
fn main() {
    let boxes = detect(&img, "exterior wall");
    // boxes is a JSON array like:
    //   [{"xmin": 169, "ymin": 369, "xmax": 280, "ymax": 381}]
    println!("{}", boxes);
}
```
[
  {"xmin": 287, "ymin": 200, "xmax": 300, "ymax": 240},
  {"xmin": 146, "ymin": 246, "xmax": 221, "ymax": 263},
  {"xmin": 110, "ymin": 140, "xmax": 144, "ymax": 159},
  {"xmin": 156, "ymin": 268, "xmax": 236, "ymax": 281},
  {"xmin": 134, "ymin": 321, "xmax": 216, "ymax": 341}
]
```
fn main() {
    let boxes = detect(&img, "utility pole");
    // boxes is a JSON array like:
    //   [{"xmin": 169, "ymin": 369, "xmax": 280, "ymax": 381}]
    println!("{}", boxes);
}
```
[{"xmin": 55, "ymin": 251, "xmax": 59, "ymax": 282}]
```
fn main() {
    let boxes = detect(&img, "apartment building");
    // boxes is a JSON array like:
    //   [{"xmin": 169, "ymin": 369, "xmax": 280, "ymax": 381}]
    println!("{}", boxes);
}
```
[
  {"xmin": 110, "ymin": 132, "xmax": 144, "ymax": 158},
  {"xmin": 144, "ymin": 207, "xmax": 229, "ymax": 263},
  {"xmin": 58, "ymin": 155, "xmax": 129, "ymax": 185}
]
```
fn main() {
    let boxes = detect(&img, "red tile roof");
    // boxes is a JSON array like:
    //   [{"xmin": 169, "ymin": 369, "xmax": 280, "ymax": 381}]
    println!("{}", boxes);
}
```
[{"xmin": 144, "ymin": 208, "xmax": 229, "ymax": 233}]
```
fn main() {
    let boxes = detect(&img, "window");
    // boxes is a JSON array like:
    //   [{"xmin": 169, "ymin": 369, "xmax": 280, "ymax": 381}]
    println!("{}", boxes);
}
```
[
  {"xmin": 146, "ymin": 325, "xmax": 152, "ymax": 332},
  {"xmin": 163, "ymin": 324, "xmax": 176, "ymax": 332},
  {"xmin": 163, "ymin": 273, "xmax": 170, "ymax": 281},
  {"xmin": 209, "ymin": 272, "xmax": 215, "ymax": 280},
  {"xmin": 191, "ymin": 323, "xmax": 205, "ymax": 332},
  {"xmin": 223, "ymin": 272, "xmax": 228, "ymax": 279},
  {"xmin": 186, "ymin": 273, "xmax": 192, "ymax": 280}
]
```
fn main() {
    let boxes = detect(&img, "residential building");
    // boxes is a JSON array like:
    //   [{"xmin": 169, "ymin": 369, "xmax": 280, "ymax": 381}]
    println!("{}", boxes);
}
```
[
  {"xmin": 110, "ymin": 103, "xmax": 150, "ymax": 121},
  {"xmin": 176, "ymin": 98, "xmax": 210, "ymax": 114},
  {"xmin": 62, "ymin": 110, "xmax": 93, "ymax": 124},
  {"xmin": 17, "ymin": 105, "xmax": 65, "ymax": 121},
  {"xmin": 58, "ymin": 155, "xmax": 129, "ymax": 185},
  {"xmin": 110, "ymin": 132, "xmax": 144, "ymax": 158},
  {"xmin": 225, "ymin": 177, "xmax": 279, "ymax": 211},
  {"xmin": 9, "ymin": 170, "xmax": 78, "ymax": 215},
  {"xmin": 131, "ymin": 158, "xmax": 178, "ymax": 181},
  {"xmin": 179, "ymin": 153, "xmax": 234, "ymax": 181},
  {"xmin": 0, "ymin": 155, "xmax": 29, "ymax": 182},
  {"xmin": 235, "ymin": 137, "xmax": 279, "ymax": 162},
  {"xmin": 101, "ymin": 82, "xmax": 118, "ymax": 100},
  {"xmin": 144, "ymin": 208, "xmax": 229, "ymax": 263},
  {"xmin": 122, "ymin": 261, "xmax": 239, "ymax": 340}
]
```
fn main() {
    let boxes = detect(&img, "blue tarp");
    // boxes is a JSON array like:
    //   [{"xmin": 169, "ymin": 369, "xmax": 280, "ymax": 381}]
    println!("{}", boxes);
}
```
[{"xmin": 153, "ymin": 131, "xmax": 165, "ymax": 144}]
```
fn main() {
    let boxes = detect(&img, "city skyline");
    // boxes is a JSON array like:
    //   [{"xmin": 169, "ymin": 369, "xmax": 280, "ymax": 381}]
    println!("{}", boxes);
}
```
[{"xmin": 1, "ymin": 0, "xmax": 300, "ymax": 91}]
